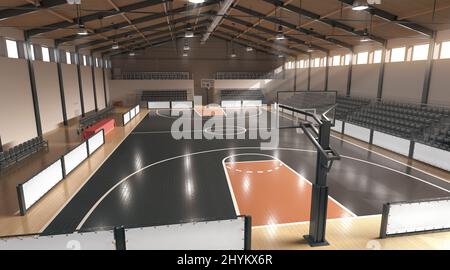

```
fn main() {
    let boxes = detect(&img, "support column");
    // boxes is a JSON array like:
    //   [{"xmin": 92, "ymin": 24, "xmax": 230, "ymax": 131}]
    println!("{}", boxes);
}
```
[
  {"xmin": 24, "ymin": 35, "xmax": 42, "ymax": 137},
  {"xmin": 55, "ymin": 49, "xmax": 68, "ymax": 125},
  {"xmin": 293, "ymin": 56, "xmax": 298, "ymax": 92},
  {"xmin": 307, "ymin": 54, "xmax": 312, "ymax": 91},
  {"xmin": 324, "ymin": 52, "xmax": 330, "ymax": 91},
  {"xmin": 346, "ymin": 51, "xmax": 354, "ymax": 96},
  {"xmin": 91, "ymin": 60, "xmax": 98, "ymax": 112},
  {"xmin": 421, "ymin": 32, "xmax": 437, "ymax": 105},
  {"xmin": 76, "ymin": 48, "xmax": 85, "ymax": 117},
  {"xmin": 377, "ymin": 43, "xmax": 387, "ymax": 100},
  {"xmin": 102, "ymin": 66, "xmax": 108, "ymax": 107}
]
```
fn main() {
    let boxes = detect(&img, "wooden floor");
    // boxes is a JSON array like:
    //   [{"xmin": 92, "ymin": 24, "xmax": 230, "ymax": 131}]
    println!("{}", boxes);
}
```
[
  {"xmin": 0, "ymin": 108, "xmax": 148, "ymax": 237},
  {"xmin": 253, "ymin": 215, "xmax": 450, "ymax": 250},
  {"xmin": 0, "ymin": 107, "xmax": 449, "ymax": 249}
]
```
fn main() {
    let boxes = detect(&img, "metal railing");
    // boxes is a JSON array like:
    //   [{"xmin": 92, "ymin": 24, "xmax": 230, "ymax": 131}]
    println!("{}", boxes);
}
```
[{"xmin": 215, "ymin": 71, "xmax": 284, "ymax": 80}]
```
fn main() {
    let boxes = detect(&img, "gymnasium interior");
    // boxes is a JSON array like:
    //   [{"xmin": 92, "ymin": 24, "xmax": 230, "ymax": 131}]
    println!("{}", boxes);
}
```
[{"xmin": 0, "ymin": 0, "xmax": 450, "ymax": 250}]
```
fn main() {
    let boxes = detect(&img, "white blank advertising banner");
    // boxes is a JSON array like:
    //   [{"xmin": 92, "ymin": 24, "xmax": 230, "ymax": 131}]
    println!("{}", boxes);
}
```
[
  {"xmin": 22, "ymin": 159, "xmax": 64, "ymax": 210},
  {"xmin": 221, "ymin": 100, "xmax": 241, "ymax": 108},
  {"xmin": 373, "ymin": 131, "xmax": 410, "ymax": 156},
  {"xmin": 0, "ymin": 231, "xmax": 115, "ymax": 250},
  {"xmin": 332, "ymin": 120, "xmax": 343, "ymax": 133},
  {"xmin": 130, "ymin": 108, "xmax": 136, "ymax": 119},
  {"xmin": 135, "ymin": 105, "xmax": 140, "ymax": 114},
  {"xmin": 63, "ymin": 142, "xmax": 88, "ymax": 175},
  {"xmin": 344, "ymin": 123, "xmax": 370, "ymax": 142},
  {"xmin": 243, "ymin": 100, "xmax": 262, "ymax": 107},
  {"xmin": 413, "ymin": 143, "xmax": 450, "ymax": 171},
  {"xmin": 172, "ymin": 101, "xmax": 193, "ymax": 109},
  {"xmin": 87, "ymin": 130, "xmax": 104, "ymax": 155},
  {"xmin": 385, "ymin": 199, "xmax": 450, "ymax": 236},
  {"xmin": 125, "ymin": 217, "xmax": 245, "ymax": 250},
  {"xmin": 148, "ymin": 101, "xmax": 170, "ymax": 109},
  {"xmin": 123, "ymin": 112, "xmax": 130, "ymax": 125}
]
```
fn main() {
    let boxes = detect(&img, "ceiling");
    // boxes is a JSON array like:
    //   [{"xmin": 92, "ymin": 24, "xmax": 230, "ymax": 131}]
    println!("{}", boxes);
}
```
[{"xmin": 0, "ymin": 0, "xmax": 449, "ymax": 57}]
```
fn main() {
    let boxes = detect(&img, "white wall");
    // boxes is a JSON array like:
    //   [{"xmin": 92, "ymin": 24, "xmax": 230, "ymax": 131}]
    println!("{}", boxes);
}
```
[
  {"xmin": 428, "ymin": 59, "xmax": 450, "ymax": 106},
  {"xmin": 94, "ymin": 68, "xmax": 106, "ymax": 110},
  {"xmin": 0, "ymin": 57, "xmax": 37, "ymax": 146},
  {"xmin": 80, "ymin": 66, "xmax": 95, "ymax": 113},
  {"xmin": 109, "ymin": 80, "xmax": 195, "ymax": 106},
  {"xmin": 351, "ymin": 64, "xmax": 380, "ymax": 98},
  {"xmin": 382, "ymin": 62, "xmax": 427, "ymax": 103},
  {"xmin": 61, "ymin": 63, "xmax": 82, "ymax": 119},
  {"xmin": 328, "ymin": 66, "xmax": 349, "ymax": 95},
  {"xmin": 33, "ymin": 61, "xmax": 63, "ymax": 133},
  {"xmin": 310, "ymin": 68, "xmax": 326, "ymax": 90}
]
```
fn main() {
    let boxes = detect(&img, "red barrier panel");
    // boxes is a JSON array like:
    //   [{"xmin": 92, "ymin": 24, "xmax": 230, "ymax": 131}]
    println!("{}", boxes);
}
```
[{"xmin": 83, "ymin": 118, "xmax": 115, "ymax": 140}]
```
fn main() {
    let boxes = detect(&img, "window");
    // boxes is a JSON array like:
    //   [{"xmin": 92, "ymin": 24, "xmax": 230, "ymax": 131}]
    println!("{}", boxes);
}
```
[
  {"xmin": 66, "ymin": 51, "xmax": 71, "ymax": 64},
  {"xmin": 83, "ymin": 55, "xmax": 87, "ymax": 66},
  {"xmin": 390, "ymin": 47, "xmax": 406, "ymax": 62},
  {"xmin": 42, "ymin": 47, "xmax": 50, "ymax": 62},
  {"xmin": 6, "ymin": 39, "xmax": 19, "ymax": 59},
  {"xmin": 357, "ymin": 52, "xmax": 368, "ymax": 64},
  {"xmin": 344, "ymin": 54, "xmax": 351, "ymax": 65},
  {"xmin": 30, "ymin": 44, "xmax": 35, "ymax": 60},
  {"xmin": 314, "ymin": 58, "xmax": 320, "ymax": 67},
  {"xmin": 373, "ymin": 50, "xmax": 382, "ymax": 63},
  {"xmin": 332, "ymin": 55, "xmax": 341, "ymax": 66},
  {"xmin": 440, "ymin": 41, "xmax": 450, "ymax": 59},
  {"xmin": 412, "ymin": 44, "xmax": 429, "ymax": 61}
]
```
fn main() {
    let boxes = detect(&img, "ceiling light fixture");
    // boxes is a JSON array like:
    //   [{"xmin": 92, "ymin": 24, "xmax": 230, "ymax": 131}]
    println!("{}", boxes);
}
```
[
  {"xmin": 183, "ymin": 52, "xmax": 188, "ymax": 57},
  {"xmin": 275, "ymin": 25, "xmax": 285, "ymax": 40},
  {"xmin": 185, "ymin": 23, "xmax": 194, "ymax": 38},
  {"xmin": 246, "ymin": 47, "xmax": 253, "ymax": 52},
  {"xmin": 112, "ymin": 41, "xmax": 119, "ymax": 50},
  {"xmin": 352, "ymin": 0, "xmax": 369, "ymax": 11},
  {"xmin": 77, "ymin": 25, "xmax": 88, "ymax": 35},
  {"xmin": 129, "ymin": 51, "xmax": 135, "ymax": 56},
  {"xmin": 188, "ymin": 0, "xmax": 205, "ymax": 3}
]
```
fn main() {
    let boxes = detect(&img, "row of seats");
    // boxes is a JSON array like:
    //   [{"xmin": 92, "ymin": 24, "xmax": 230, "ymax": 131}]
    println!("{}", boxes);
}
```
[
  {"xmin": 0, "ymin": 136, "xmax": 48, "ymax": 170},
  {"xmin": 280, "ymin": 92, "xmax": 336, "ymax": 117},
  {"xmin": 335, "ymin": 96, "xmax": 371, "ymax": 120},
  {"xmin": 421, "ymin": 122, "xmax": 450, "ymax": 151},
  {"xmin": 331, "ymin": 97, "xmax": 450, "ymax": 149},
  {"xmin": 79, "ymin": 107, "xmax": 114, "ymax": 131},
  {"xmin": 119, "ymin": 72, "xmax": 190, "ymax": 80},
  {"xmin": 216, "ymin": 72, "xmax": 278, "ymax": 80},
  {"xmin": 221, "ymin": 89, "xmax": 265, "ymax": 102},
  {"xmin": 141, "ymin": 90, "xmax": 187, "ymax": 102}
]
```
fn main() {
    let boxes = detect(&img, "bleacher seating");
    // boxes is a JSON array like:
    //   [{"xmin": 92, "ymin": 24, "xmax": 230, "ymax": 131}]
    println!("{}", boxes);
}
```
[
  {"xmin": 0, "ymin": 136, "xmax": 48, "ymax": 170},
  {"xmin": 79, "ymin": 106, "xmax": 114, "ymax": 132},
  {"xmin": 421, "ymin": 119, "xmax": 450, "ymax": 151},
  {"xmin": 281, "ymin": 92, "xmax": 336, "ymax": 111},
  {"xmin": 335, "ymin": 96, "xmax": 371, "ymax": 120},
  {"xmin": 221, "ymin": 89, "xmax": 265, "ymax": 102},
  {"xmin": 216, "ymin": 71, "xmax": 282, "ymax": 80},
  {"xmin": 141, "ymin": 90, "xmax": 188, "ymax": 102},
  {"xmin": 347, "ymin": 101, "xmax": 449, "ymax": 139},
  {"xmin": 116, "ymin": 72, "xmax": 191, "ymax": 80}
]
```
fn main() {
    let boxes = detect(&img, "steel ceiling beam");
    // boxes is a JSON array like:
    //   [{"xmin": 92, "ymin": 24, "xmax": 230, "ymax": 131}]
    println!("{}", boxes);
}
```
[
  {"xmin": 262, "ymin": 0, "xmax": 386, "ymax": 44},
  {"xmin": 213, "ymin": 31, "xmax": 295, "ymax": 57},
  {"xmin": 225, "ymin": 15, "xmax": 324, "ymax": 53},
  {"xmin": 233, "ymin": 5, "xmax": 352, "ymax": 50},
  {"xmin": 219, "ymin": 23, "xmax": 308, "ymax": 55},
  {"xmin": 0, "ymin": 0, "xmax": 66, "ymax": 21},
  {"xmin": 78, "ymin": 14, "xmax": 212, "ymax": 49},
  {"xmin": 93, "ymin": 24, "xmax": 208, "ymax": 54},
  {"xmin": 26, "ymin": 0, "xmax": 169, "ymax": 37},
  {"xmin": 337, "ymin": 0, "xmax": 434, "ymax": 37},
  {"xmin": 54, "ymin": 0, "xmax": 218, "ymax": 45}
]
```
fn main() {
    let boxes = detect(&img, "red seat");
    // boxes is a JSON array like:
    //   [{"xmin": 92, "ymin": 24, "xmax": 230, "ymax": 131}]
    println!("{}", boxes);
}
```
[{"xmin": 82, "ymin": 118, "xmax": 115, "ymax": 140}]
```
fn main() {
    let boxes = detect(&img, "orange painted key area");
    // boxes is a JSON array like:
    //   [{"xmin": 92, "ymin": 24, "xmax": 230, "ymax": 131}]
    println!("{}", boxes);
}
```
[
  {"xmin": 224, "ymin": 160, "xmax": 354, "ymax": 226},
  {"xmin": 194, "ymin": 106, "xmax": 226, "ymax": 117}
]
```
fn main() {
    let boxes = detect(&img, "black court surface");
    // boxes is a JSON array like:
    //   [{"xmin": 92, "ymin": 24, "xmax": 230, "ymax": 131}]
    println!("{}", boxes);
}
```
[{"xmin": 43, "ymin": 107, "xmax": 450, "ymax": 235}]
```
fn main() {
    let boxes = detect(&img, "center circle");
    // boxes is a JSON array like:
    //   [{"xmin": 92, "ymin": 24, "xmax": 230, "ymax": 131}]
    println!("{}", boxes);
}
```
[{"xmin": 204, "ymin": 125, "xmax": 247, "ymax": 136}]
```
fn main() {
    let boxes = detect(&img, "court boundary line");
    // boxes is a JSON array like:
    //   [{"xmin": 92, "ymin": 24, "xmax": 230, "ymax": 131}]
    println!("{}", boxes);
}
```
[
  {"xmin": 39, "ymin": 110, "xmax": 150, "ymax": 233},
  {"xmin": 74, "ymin": 146, "xmax": 449, "ymax": 230},
  {"xmin": 273, "ymin": 107, "xmax": 450, "ymax": 185},
  {"xmin": 222, "ymin": 153, "xmax": 357, "ymax": 224}
]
